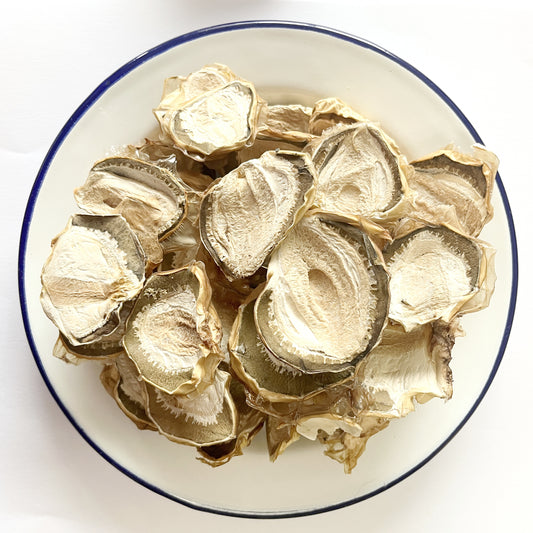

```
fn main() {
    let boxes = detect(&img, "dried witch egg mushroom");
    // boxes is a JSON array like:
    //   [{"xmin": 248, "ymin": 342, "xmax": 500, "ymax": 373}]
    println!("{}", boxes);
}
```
[
  {"xmin": 199, "ymin": 150, "xmax": 316, "ymax": 280},
  {"xmin": 100, "ymin": 353, "xmax": 156, "ymax": 431},
  {"xmin": 198, "ymin": 378, "xmax": 265, "ymax": 467},
  {"xmin": 318, "ymin": 416, "xmax": 390, "ymax": 474},
  {"xmin": 257, "ymin": 104, "xmax": 314, "ymax": 143},
  {"xmin": 384, "ymin": 225, "xmax": 491, "ymax": 331},
  {"xmin": 53, "ymin": 298, "xmax": 135, "ymax": 364},
  {"xmin": 308, "ymin": 97, "xmax": 367, "ymax": 135},
  {"xmin": 154, "ymin": 64, "xmax": 262, "ymax": 160},
  {"xmin": 122, "ymin": 263, "xmax": 223, "ymax": 395},
  {"xmin": 306, "ymin": 122, "xmax": 410, "ymax": 222},
  {"xmin": 145, "ymin": 368, "xmax": 237, "ymax": 447},
  {"xmin": 40, "ymin": 63, "xmax": 499, "ymax": 472},
  {"xmin": 74, "ymin": 157, "xmax": 188, "ymax": 268},
  {"xmin": 255, "ymin": 212, "xmax": 390, "ymax": 374},
  {"xmin": 41, "ymin": 214, "xmax": 145, "ymax": 346},
  {"xmin": 407, "ymin": 146, "xmax": 499, "ymax": 237},
  {"xmin": 229, "ymin": 293, "xmax": 353, "ymax": 404},
  {"xmin": 355, "ymin": 322, "xmax": 454, "ymax": 419}
]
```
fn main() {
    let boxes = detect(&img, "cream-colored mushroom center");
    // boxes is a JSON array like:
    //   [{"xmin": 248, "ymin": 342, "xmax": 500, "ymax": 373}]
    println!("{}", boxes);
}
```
[
  {"xmin": 410, "ymin": 169, "xmax": 487, "ymax": 236},
  {"xmin": 388, "ymin": 233, "xmax": 473, "ymax": 329},
  {"xmin": 76, "ymin": 173, "xmax": 180, "ymax": 234},
  {"xmin": 316, "ymin": 127, "xmax": 399, "ymax": 217},
  {"xmin": 41, "ymin": 226, "xmax": 141, "ymax": 339},
  {"xmin": 205, "ymin": 152, "xmax": 307, "ymax": 276},
  {"xmin": 173, "ymin": 82, "xmax": 253, "ymax": 155},
  {"xmin": 268, "ymin": 219, "xmax": 377, "ymax": 362},
  {"xmin": 154, "ymin": 370, "xmax": 227, "ymax": 425},
  {"xmin": 132, "ymin": 290, "xmax": 204, "ymax": 374}
]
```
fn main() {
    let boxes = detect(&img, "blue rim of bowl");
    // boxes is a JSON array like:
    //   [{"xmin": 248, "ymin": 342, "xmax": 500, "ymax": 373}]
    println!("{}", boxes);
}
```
[{"xmin": 18, "ymin": 20, "xmax": 518, "ymax": 519}]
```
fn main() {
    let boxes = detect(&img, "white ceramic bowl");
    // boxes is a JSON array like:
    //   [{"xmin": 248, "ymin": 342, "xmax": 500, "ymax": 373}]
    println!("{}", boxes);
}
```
[{"xmin": 19, "ymin": 21, "xmax": 517, "ymax": 518}]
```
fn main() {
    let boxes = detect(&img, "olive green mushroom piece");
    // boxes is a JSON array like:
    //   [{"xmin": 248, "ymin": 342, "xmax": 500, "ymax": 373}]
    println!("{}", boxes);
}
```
[
  {"xmin": 255, "ymin": 212, "xmax": 390, "ymax": 374},
  {"xmin": 199, "ymin": 150, "xmax": 316, "ymax": 280},
  {"xmin": 306, "ymin": 122, "xmax": 409, "ymax": 223},
  {"xmin": 122, "ymin": 263, "xmax": 223, "ymax": 395},
  {"xmin": 408, "ymin": 146, "xmax": 499, "ymax": 237},
  {"xmin": 74, "ymin": 156, "xmax": 188, "ymax": 268},
  {"xmin": 41, "ymin": 214, "xmax": 145, "ymax": 346},
  {"xmin": 40, "ymin": 63, "xmax": 499, "ymax": 472}
]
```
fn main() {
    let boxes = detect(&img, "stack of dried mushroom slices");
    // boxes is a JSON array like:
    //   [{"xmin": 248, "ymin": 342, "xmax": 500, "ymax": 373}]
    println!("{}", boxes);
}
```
[{"xmin": 40, "ymin": 63, "xmax": 498, "ymax": 472}]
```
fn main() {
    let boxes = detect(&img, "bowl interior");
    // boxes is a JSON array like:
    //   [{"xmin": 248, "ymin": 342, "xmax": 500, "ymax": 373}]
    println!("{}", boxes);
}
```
[{"xmin": 21, "ymin": 23, "xmax": 515, "ymax": 517}]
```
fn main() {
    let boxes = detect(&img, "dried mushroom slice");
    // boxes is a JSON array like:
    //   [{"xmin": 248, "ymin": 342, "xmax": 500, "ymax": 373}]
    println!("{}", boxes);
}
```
[
  {"xmin": 384, "ymin": 226, "xmax": 485, "ymax": 331},
  {"xmin": 308, "ymin": 97, "xmax": 367, "ymax": 135},
  {"xmin": 54, "ymin": 299, "xmax": 135, "ymax": 361},
  {"xmin": 52, "ymin": 336, "xmax": 83, "ymax": 365},
  {"xmin": 100, "ymin": 353, "xmax": 156, "ymax": 431},
  {"xmin": 408, "ymin": 146, "xmax": 498, "ymax": 237},
  {"xmin": 146, "ymin": 369, "xmax": 238, "ymax": 447},
  {"xmin": 230, "ymin": 294, "xmax": 353, "ymax": 403},
  {"xmin": 266, "ymin": 416, "xmax": 301, "ymax": 462},
  {"xmin": 200, "ymin": 150, "xmax": 316, "ymax": 280},
  {"xmin": 307, "ymin": 123, "xmax": 409, "ymax": 221},
  {"xmin": 318, "ymin": 416, "xmax": 390, "ymax": 473},
  {"xmin": 74, "ymin": 157, "xmax": 188, "ymax": 267},
  {"xmin": 257, "ymin": 104, "xmax": 313, "ymax": 143},
  {"xmin": 155, "ymin": 65, "xmax": 261, "ymax": 159},
  {"xmin": 296, "ymin": 413, "xmax": 363, "ymax": 441},
  {"xmin": 159, "ymin": 189, "xmax": 203, "ymax": 271},
  {"xmin": 255, "ymin": 213, "xmax": 390, "ymax": 374},
  {"xmin": 157, "ymin": 64, "xmax": 236, "ymax": 111},
  {"xmin": 123, "ymin": 263, "xmax": 223, "ymax": 395},
  {"xmin": 41, "ymin": 214, "xmax": 145, "ymax": 346},
  {"xmin": 355, "ymin": 322, "xmax": 454, "ymax": 418},
  {"xmin": 197, "ymin": 378, "xmax": 265, "ymax": 467}
]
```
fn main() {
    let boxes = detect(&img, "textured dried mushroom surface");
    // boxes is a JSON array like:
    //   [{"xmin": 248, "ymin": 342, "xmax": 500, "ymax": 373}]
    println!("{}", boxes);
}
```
[{"xmin": 40, "ymin": 64, "xmax": 497, "ymax": 472}]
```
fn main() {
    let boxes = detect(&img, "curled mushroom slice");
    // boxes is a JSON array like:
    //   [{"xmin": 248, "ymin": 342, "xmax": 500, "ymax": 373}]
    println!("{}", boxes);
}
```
[
  {"xmin": 230, "ymin": 293, "xmax": 353, "ymax": 403},
  {"xmin": 53, "ymin": 299, "xmax": 135, "ymax": 362},
  {"xmin": 197, "ymin": 378, "xmax": 265, "ymax": 467},
  {"xmin": 308, "ymin": 97, "xmax": 367, "ymax": 135},
  {"xmin": 159, "ymin": 189, "xmax": 203, "ymax": 271},
  {"xmin": 306, "ymin": 123, "xmax": 409, "ymax": 222},
  {"xmin": 123, "ymin": 139, "xmax": 206, "ymax": 180},
  {"xmin": 123, "ymin": 263, "xmax": 223, "ymax": 395},
  {"xmin": 266, "ymin": 415, "xmax": 301, "ymax": 462},
  {"xmin": 408, "ymin": 146, "xmax": 499, "ymax": 237},
  {"xmin": 157, "ymin": 64, "xmax": 236, "ymax": 111},
  {"xmin": 318, "ymin": 416, "xmax": 390, "ymax": 473},
  {"xmin": 355, "ymin": 322, "xmax": 454, "ymax": 418},
  {"xmin": 200, "ymin": 150, "xmax": 316, "ymax": 280},
  {"xmin": 257, "ymin": 104, "xmax": 313, "ymax": 143},
  {"xmin": 155, "ymin": 65, "xmax": 262, "ymax": 160},
  {"xmin": 384, "ymin": 226, "xmax": 488, "ymax": 331},
  {"xmin": 41, "ymin": 214, "xmax": 145, "ymax": 346},
  {"xmin": 146, "ymin": 369, "xmax": 238, "ymax": 447},
  {"xmin": 255, "ymin": 213, "xmax": 390, "ymax": 374},
  {"xmin": 100, "ymin": 353, "xmax": 156, "ymax": 431},
  {"xmin": 74, "ymin": 157, "xmax": 188, "ymax": 267}
]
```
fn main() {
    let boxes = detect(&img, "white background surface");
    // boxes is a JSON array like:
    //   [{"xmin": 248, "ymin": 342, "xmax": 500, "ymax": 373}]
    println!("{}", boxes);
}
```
[{"xmin": 2, "ymin": 1, "xmax": 531, "ymax": 531}]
